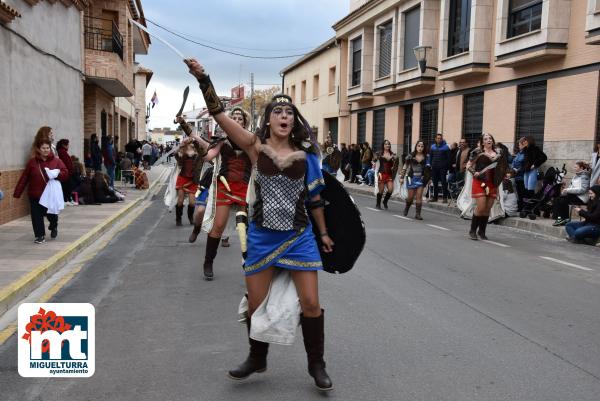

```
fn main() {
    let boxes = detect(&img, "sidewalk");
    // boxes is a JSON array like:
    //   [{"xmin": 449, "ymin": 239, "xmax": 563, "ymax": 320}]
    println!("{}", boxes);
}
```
[
  {"xmin": 0, "ymin": 164, "xmax": 170, "ymax": 314},
  {"xmin": 343, "ymin": 182, "xmax": 592, "ymax": 241}
]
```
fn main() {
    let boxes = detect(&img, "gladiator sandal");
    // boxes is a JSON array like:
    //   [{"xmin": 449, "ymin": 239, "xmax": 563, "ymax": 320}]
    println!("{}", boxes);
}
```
[
  {"xmin": 203, "ymin": 236, "xmax": 220, "ymax": 280},
  {"xmin": 228, "ymin": 319, "xmax": 269, "ymax": 380},
  {"xmin": 403, "ymin": 201, "xmax": 412, "ymax": 217},
  {"xmin": 383, "ymin": 192, "xmax": 392, "ymax": 210},
  {"xmin": 415, "ymin": 203, "xmax": 423, "ymax": 220},
  {"xmin": 175, "ymin": 205, "xmax": 183, "ymax": 227},
  {"xmin": 478, "ymin": 215, "xmax": 489, "ymax": 240},
  {"xmin": 187, "ymin": 205, "xmax": 195, "ymax": 225},
  {"xmin": 376, "ymin": 193, "xmax": 383, "ymax": 209},
  {"xmin": 469, "ymin": 216, "xmax": 479, "ymax": 240},
  {"xmin": 301, "ymin": 310, "xmax": 333, "ymax": 391},
  {"xmin": 188, "ymin": 224, "xmax": 201, "ymax": 243}
]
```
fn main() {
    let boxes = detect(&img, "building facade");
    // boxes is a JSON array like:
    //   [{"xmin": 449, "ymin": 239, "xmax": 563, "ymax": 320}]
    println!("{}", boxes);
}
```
[
  {"xmin": 333, "ymin": 0, "xmax": 600, "ymax": 164},
  {"xmin": 281, "ymin": 38, "xmax": 350, "ymax": 145}
]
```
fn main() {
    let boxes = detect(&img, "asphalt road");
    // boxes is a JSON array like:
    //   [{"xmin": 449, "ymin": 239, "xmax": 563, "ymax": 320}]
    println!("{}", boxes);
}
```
[{"xmin": 1, "ymin": 190, "xmax": 599, "ymax": 401}]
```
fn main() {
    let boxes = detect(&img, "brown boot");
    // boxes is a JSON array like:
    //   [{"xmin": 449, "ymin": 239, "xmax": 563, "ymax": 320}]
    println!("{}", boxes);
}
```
[
  {"xmin": 478, "ymin": 215, "xmax": 489, "ymax": 240},
  {"xmin": 469, "ymin": 216, "xmax": 479, "ymax": 240},
  {"xmin": 301, "ymin": 310, "xmax": 333, "ymax": 391},
  {"xmin": 203, "ymin": 235, "xmax": 220, "ymax": 280},
  {"xmin": 187, "ymin": 205, "xmax": 195, "ymax": 225},
  {"xmin": 175, "ymin": 205, "xmax": 183, "ymax": 226},
  {"xmin": 383, "ymin": 192, "xmax": 392, "ymax": 209},
  {"xmin": 188, "ymin": 224, "xmax": 201, "ymax": 243},
  {"xmin": 227, "ymin": 319, "xmax": 269, "ymax": 380},
  {"xmin": 376, "ymin": 193, "xmax": 382, "ymax": 209},
  {"xmin": 403, "ymin": 201, "xmax": 412, "ymax": 216},
  {"xmin": 415, "ymin": 203, "xmax": 423, "ymax": 220}
]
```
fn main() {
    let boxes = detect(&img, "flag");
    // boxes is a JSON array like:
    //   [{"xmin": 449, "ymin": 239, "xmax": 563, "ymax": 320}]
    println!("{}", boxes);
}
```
[{"xmin": 151, "ymin": 90, "xmax": 158, "ymax": 108}]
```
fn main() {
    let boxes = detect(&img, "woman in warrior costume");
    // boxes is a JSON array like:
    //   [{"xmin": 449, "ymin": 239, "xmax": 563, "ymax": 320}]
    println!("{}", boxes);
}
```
[
  {"xmin": 200, "ymin": 106, "xmax": 253, "ymax": 281},
  {"xmin": 174, "ymin": 116, "xmax": 223, "ymax": 227},
  {"xmin": 400, "ymin": 141, "xmax": 431, "ymax": 220},
  {"xmin": 466, "ymin": 133, "xmax": 508, "ymax": 240},
  {"xmin": 188, "ymin": 163, "xmax": 213, "ymax": 243},
  {"xmin": 185, "ymin": 58, "xmax": 335, "ymax": 391},
  {"xmin": 373, "ymin": 139, "xmax": 399, "ymax": 209}
]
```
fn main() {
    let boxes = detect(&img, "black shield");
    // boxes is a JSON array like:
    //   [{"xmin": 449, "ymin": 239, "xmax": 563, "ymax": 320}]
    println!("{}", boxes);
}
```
[{"xmin": 310, "ymin": 170, "xmax": 366, "ymax": 274}]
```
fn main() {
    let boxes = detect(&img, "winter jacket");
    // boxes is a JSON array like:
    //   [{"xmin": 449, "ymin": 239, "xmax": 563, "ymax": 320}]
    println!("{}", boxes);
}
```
[
  {"xmin": 511, "ymin": 150, "xmax": 526, "ymax": 179},
  {"xmin": 430, "ymin": 140, "xmax": 451, "ymax": 170},
  {"xmin": 361, "ymin": 147, "xmax": 373, "ymax": 164},
  {"xmin": 57, "ymin": 147, "xmax": 74, "ymax": 175},
  {"xmin": 13, "ymin": 153, "xmax": 68, "ymax": 199},
  {"xmin": 523, "ymin": 144, "xmax": 547, "ymax": 171},
  {"xmin": 565, "ymin": 170, "xmax": 591, "ymax": 203},
  {"xmin": 91, "ymin": 140, "xmax": 102, "ymax": 170},
  {"xmin": 103, "ymin": 143, "xmax": 116, "ymax": 167},
  {"xmin": 579, "ymin": 186, "xmax": 600, "ymax": 225}
]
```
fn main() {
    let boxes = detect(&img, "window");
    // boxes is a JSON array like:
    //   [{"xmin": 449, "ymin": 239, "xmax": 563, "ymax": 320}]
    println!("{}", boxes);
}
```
[
  {"xmin": 313, "ymin": 75, "xmax": 319, "ymax": 100},
  {"xmin": 351, "ymin": 36, "xmax": 362, "ymax": 86},
  {"xmin": 357, "ymin": 112, "xmax": 366, "ymax": 144},
  {"xmin": 516, "ymin": 81, "xmax": 547, "ymax": 148},
  {"xmin": 291, "ymin": 85, "xmax": 296, "ymax": 102},
  {"xmin": 329, "ymin": 67, "xmax": 336, "ymax": 94},
  {"xmin": 373, "ymin": 109, "xmax": 386, "ymax": 152},
  {"xmin": 403, "ymin": 6, "xmax": 421, "ymax": 70},
  {"xmin": 378, "ymin": 21, "xmax": 393, "ymax": 78},
  {"xmin": 419, "ymin": 100, "xmax": 438, "ymax": 148},
  {"xmin": 462, "ymin": 92, "xmax": 484, "ymax": 148},
  {"xmin": 508, "ymin": 0, "xmax": 542, "ymax": 38},
  {"xmin": 448, "ymin": 0, "xmax": 471, "ymax": 56},
  {"xmin": 403, "ymin": 105, "xmax": 413, "ymax": 156},
  {"xmin": 301, "ymin": 80, "xmax": 306, "ymax": 103},
  {"xmin": 596, "ymin": 87, "xmax": 600, "ymax": 145}
]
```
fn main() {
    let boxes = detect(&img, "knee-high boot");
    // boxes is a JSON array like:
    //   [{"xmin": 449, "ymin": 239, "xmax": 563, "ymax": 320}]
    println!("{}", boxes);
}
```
[
  {"xmin": 228, "ymin": 318, "xmax": 269, "ymax": 380},
  {"xmin": 469, "ymin": 216, "xmax": 479, "ymax": 240},
  {"xmin": 415, "ymin": 203, "xmax": 423, "ymax": 220},
  {"xmin": 382, "ymin": 192, "xmax": 392, "ymax": 209},
  {"xmin": 478, "ymin": 215, "xmax": 489, "ymax": 240},
  {"xmin": 203, "ymin": 236, "xmax": 220, "ymax": 280},
  {"xmin": 175, "ymin": 205, "xmax": 183, "ymax": 226},
  {"xmin": 376, "ymin": 193, "xmax": 383, "ymax": 209},
  {"xmin": 301, "ymin": 310, "xmax": 333, "ymax": 391},
  {"xmin": 403, "ymin": 200, "xmax": 413, "ymax": 216},
  {"xmin": 187, "ymin": 205, "xmax": 195, "ymax": 225}
]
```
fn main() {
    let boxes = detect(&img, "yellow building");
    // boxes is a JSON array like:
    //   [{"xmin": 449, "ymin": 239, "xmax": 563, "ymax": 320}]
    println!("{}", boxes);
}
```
[{"xmin": 331, "ymin": 0, "xmax": 600, "ymax": 165}]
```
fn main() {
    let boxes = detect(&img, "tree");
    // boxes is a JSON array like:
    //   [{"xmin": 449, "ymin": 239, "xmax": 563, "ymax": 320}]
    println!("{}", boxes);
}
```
[{"xmin": 240, "ymin": 86, "xmax": 281, "ymax": 128}]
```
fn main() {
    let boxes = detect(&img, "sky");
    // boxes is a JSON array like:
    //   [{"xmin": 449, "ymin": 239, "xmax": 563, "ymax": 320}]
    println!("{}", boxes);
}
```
[{"xmin": 136, "ymin": 0, "xmax": 349, "ymax": 130}]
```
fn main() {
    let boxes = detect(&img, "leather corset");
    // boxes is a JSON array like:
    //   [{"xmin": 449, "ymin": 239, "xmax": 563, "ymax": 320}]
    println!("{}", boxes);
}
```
[{"xmin": 219, "ymin": 142, "xmax": 252, "ymax": 183}]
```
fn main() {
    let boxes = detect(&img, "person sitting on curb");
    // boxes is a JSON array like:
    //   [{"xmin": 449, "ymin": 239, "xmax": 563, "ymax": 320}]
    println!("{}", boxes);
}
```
[
  {"xmin": 552, "ymin": 161, "xmax": 591, "ymax": 226},
  {"xmin": 565, "ymin": 185, "xmax": 600, "ymax": 244}
]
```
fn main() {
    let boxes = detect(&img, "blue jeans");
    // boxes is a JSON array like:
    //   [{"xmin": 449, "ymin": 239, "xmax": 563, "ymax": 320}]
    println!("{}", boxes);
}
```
[
  {"xmin": 322, "ymin": 163, "xmax": 336, "ymax": 175},
  {"xmin": 524, "ymin": 168, "xmax": 538, "ymax": 191},
  {"xmin": 106, "ymin": 165, "xmax": 116, "ymax": 188},
  {"xmin": 565, "ymin": 221, "xmax": 600, "ymax": 240},
  {"xmin": 366, "ymin": 169, "xmax": 375, "ymax": 185}
]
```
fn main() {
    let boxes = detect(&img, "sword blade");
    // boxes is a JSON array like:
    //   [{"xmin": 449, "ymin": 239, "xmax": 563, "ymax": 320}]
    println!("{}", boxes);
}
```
[
  {"xmin": 176, "ymin": 86, "xmax": 190, "ymax": 117},
  {"xmin": 130, "ymin": 19, "xmax": 185, "ymax": 59}
]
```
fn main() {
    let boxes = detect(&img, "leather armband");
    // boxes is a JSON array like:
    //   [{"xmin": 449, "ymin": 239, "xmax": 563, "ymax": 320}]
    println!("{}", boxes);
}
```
[
  {"xmin": 197, "ymin": 75, "xmax": 224, "ymax": 116},
  {"xmin": 308, "ymin": 199, "xmax": 326, "ymax": 210}
]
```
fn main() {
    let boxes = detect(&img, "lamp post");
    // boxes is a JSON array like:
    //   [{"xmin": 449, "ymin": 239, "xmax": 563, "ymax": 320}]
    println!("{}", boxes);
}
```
[{"xmin": 413, "ymin": 46, "xmax": 438, "ymax": 74}]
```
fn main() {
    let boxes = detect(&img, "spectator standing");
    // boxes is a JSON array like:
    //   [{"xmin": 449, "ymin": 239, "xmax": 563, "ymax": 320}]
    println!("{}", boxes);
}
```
[
  {"xmin": 552, "ymin": 161, "xmax": 591, "ymax": 226},
  {"xmin": 142, "ymin": 141, "xmax": 153, "ymax": 169},
  {"xmin": 13, "ymin": 127, "xmax": 68, "ymax": 243},
  {"xmin": 349, "ymin": 144, "xmax": 362, "ymax": 183},
  {"xmin": 565, "ymin": 185, "xmax": 600, "ymax": 244},
  {"xmin": 103, "ymin": 135, "xmax": 116, "ymax": 187},
  {"xmin": 511, "ymin": 141, "xmax": 527, "ymax": 210},
  {"xmin": 448, "ymin": 142, "xmax": 458, "ymax": 184},
  {"xmin": 455, "ymin": 138, "xmax": 470, "ymax": 182},
  {"xmin": 340, "ymin": 143, "xmax": 350, "ymax": 181},
  {"xmin": 360, "ymin": 142, "xmax": 373, "ymax": 181},
  {"xmin": 90, "ymin": 133, "xmax": 102, "ymax": 172},
  {"xmin": 520, "ymin": 136, "xmax": 547, "ymax": 196},
  {"xmin": 56, "ymin": 139, "xmax": 74, "ymax": 204},
  {"xmin": 429, "ymin": 133, "xmax": 450, "ymax": 202},
  {"xmin": 591, "ymin": 142, "xmax": 600, "ymax": 186}
]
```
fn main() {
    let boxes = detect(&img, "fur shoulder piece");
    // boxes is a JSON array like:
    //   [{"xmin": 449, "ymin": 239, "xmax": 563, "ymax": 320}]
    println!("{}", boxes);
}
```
[{"xmin": 259, "ymin": 144, "xmax": 306, "ymax": 170}]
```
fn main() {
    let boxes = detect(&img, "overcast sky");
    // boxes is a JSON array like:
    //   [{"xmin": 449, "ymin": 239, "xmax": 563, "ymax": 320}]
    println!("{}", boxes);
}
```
[{"xmin": 136, "ymin": 0, "xmax": 349, "ymax": 130}]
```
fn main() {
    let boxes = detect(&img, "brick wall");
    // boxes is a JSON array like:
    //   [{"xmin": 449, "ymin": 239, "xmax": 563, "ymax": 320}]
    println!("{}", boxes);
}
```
[{"xmin": 0, "ymin": 169, "xmax": 30, "ymax": 225}]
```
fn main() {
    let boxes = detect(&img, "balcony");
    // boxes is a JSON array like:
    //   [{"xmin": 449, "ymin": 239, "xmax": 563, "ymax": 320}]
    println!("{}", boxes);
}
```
[{"xmin": 84, "ymin": 15, "xmax": 133, "ymax": 97}]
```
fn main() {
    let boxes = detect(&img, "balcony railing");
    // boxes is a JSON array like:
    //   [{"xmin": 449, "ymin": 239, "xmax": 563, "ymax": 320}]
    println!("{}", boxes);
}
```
[{"xmin": 84, "ymin": 16, "xmax": 123, "ymax": 60}]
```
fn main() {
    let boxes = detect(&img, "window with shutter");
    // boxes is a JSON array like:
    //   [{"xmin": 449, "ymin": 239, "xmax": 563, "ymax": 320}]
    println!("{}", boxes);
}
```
[
  {"xmin": 357, "ymin": 112, "xmax": 366, "ymax": 144},
  {"xmin": 403, "ymin": 6, "xmax": 420, "ymax": 70},
  {"xmin": 516, "ymin": 81, "xmax": 547, "ymax": 148},
  {"xmin": 373, "ymin": 109, "xmax": 386, "ymax": 152},
  {"xmin": 448, "ymin": 0, "xmax": 471, "ymax": 57},
  {"xmin": 351, "ymin": 37, "xmax": 362, "ymax": 86},
  {"xmin": 462, "ymin": 93, "xmax": 484, "ymax": 148},
  {"xmin": 420, "ymin": 100, "xmax": 438, "ymax": 149},
  {"xmin": 378, "ymin": 21, "xmax": 393, "ymax": 78},
  {"xmin": 403, "ymin": 105, "xmax": 413, "ymax": 156}
]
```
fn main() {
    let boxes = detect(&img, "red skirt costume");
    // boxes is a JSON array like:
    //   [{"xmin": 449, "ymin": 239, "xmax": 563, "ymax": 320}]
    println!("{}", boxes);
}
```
[
  {"xmin": 378, "ymin": 155, "xmax": 396, "ymax": 183},
  {"xmin": 176, "ymin": 158, "xmax": 198, "ymax": 194},
  {"xmin": 472, "ymin": 169, "xmax": 497, "ymax": 199},
  {"xmin": 216, "ymin": 144, "xmax": 252, "ymax": 206}
]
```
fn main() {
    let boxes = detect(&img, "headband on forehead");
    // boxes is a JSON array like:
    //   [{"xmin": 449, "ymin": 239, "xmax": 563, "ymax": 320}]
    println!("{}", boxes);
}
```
[{"xmin": 270, "ymin": 94, "xmax": 293, "ymax": 106}]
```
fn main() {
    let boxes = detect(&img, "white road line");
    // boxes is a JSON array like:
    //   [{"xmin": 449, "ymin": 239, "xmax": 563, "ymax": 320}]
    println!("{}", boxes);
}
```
[
  {"xmin": 482, "ymin": 240, "xmax": 511, "ymax": 248},
  {"xmin": 539, "ymin": 256, "xmax": 593, "ymax": 272},
  {"xmin": 366, "ymin": 207, "xmax": 381, "ymax": 212},
  {"xmin": 393, "ymin": 214, "xmax": 411, "ymax": 221},
  {"xmin": 426, "ymin": 224, "xmax": 450, "ymax": 231}
]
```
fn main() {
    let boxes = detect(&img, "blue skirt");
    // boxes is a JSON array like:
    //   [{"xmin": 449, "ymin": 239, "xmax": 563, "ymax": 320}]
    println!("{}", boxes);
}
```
[
  {"xmin": 243, "ymin": 221, "xmax": 323, "ymax": 276},
  {"xmin": 195, "ymin": 188, "xmax": 209, "ymax": 206},
  {"xmin": 406, "ymin": 176, "xmax": 424, "ymax": 189}
]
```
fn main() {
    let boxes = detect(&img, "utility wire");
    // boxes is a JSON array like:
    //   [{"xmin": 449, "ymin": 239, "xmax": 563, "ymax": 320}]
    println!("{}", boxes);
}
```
[{"xmin": 146, "ymin": 18, "xmax": 318, "ymax": 59}]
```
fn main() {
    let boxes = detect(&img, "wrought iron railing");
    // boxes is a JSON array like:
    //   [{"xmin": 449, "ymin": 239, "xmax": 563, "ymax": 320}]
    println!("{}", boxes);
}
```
[{"xmin": 84, "ymin": 16, "xmax": 123, "ymax": 60}]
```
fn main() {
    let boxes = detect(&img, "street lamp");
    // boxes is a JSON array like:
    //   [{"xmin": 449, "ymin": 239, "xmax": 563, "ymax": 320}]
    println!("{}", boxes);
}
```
[{"xmin": 413, "ymin": 45, "xmax": 438, "ymax": 74}]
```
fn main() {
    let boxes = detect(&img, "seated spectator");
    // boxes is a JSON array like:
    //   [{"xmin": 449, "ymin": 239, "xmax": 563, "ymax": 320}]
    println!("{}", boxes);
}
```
[
  {"xmin": 362, "ymin": 161, "xmax": 376, "ymax": 186},
  {"xmin": 77, "ymin": 169, "xmax": 96, "ymax": 205},
  {"xmin": 552, "ymin": 161, "xmax": 591, "ymax": 226},
  {"xmin": 565, "ymin": 185, "xmax": 600, "ymax": 244},
  {"xmin": 502, "ymin": 178, "xmax": 519, "ymax": 217},
  {"xmin": 92, "ymin": 171, "xmax": 119, "ymax": 203},
  {"xmin": 134, "ymin": 166, "xmax": 149, "ymax": 190},
  {"xmin": 120, "ymin": 152, "xmax": 134, "ymax": 184}
]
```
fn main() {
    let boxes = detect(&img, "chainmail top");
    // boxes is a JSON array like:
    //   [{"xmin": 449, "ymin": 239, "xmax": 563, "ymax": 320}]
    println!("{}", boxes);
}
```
[{"xmin": 252, "ymin": 146, "xmax": 308, "ymax": 231}]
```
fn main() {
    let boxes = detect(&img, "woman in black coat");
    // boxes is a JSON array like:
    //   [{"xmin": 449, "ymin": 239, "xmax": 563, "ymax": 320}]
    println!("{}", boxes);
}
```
[
  {"xmin": 350, "ymin": 144, "xmax": 362, "ymax": 183},
  {"xmin": 520, "ymin": 136, "xmax": 547, "ymax": 195}
]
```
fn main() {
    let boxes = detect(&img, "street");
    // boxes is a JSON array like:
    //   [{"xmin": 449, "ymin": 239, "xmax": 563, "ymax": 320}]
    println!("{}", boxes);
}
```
[{"xmin": 1, "ymin": 188, "xmax": 600, "ymax": 401}]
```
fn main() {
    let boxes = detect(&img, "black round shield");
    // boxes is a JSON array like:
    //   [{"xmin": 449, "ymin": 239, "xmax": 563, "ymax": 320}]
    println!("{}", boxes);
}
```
[{"xmin": 310, "ymin": 170, "xmax": 366, "ymax": 274}]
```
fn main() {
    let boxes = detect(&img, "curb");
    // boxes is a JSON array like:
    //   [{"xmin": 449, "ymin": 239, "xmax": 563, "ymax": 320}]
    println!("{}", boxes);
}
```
[
  {"xmin": 344, "ymin": 184, "xmax": 567, "ymax": 240},
  {"xmin": 0, "ymin": 167, "xmax": 169, "ymax": 315}
]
